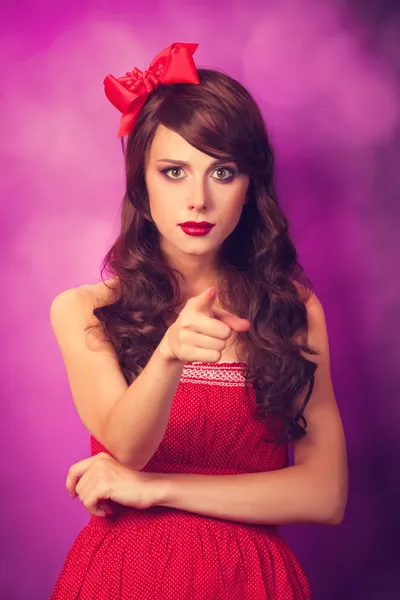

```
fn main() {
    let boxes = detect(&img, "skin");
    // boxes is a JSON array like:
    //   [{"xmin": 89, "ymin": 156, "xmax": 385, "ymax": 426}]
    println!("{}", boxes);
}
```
[
  {"xmin": 144, "ymin": 124, "xmax": 250, "ymax": 304},
  {"xmin": 61, "ymin": 126, "xmax": 347, "ymax": 524},
  {"xmin": 66, "ymin": 292, "xmax": 348, "ymax": 524}
]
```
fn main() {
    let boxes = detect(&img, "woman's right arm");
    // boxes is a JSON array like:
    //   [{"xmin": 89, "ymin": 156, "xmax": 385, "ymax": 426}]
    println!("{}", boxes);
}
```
[{"xmin": 50, "ymin": 287, "xmax": 185, "ymax": 470}]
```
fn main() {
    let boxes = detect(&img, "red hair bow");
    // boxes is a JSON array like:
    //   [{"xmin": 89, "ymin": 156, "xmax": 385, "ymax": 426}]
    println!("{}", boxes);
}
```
[{"xmin": 104, "ymin": 42, "xmax": 200, "ymax": 137}]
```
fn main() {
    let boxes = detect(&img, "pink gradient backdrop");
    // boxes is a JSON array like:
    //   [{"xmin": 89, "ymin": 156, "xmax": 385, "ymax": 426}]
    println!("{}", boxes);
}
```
[{"xmin": 1, "ymin": 1, "xmax": 399, "ymax": 598}]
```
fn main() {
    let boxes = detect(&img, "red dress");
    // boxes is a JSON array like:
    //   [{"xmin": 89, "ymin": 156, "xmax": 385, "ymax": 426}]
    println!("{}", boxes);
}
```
[{"xmin": 51, "ymin": 361, "xmax": 311, "ymax": 599}]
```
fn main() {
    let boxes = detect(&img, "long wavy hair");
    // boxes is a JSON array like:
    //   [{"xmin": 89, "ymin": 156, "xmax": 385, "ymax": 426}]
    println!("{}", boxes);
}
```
[{"xmin": 91, "ymin": 68, "xmax": 319, "ymax": 443}]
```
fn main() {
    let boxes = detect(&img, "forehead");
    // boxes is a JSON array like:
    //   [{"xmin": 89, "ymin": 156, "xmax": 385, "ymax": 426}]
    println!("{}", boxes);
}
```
[{"xmin": 146, "ymin": 125, "xmax": 209, "ymax": 164}]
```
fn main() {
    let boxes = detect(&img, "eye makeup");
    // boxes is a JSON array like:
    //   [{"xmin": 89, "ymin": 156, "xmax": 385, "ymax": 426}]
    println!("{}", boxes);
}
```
[{"xmin": 160, "ymin": 165, "xmax": 238, "ymax": 183}]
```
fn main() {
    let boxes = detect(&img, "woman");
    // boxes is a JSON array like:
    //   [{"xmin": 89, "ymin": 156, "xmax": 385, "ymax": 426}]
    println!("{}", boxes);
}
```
[{"xmin": 50, "ymin": 42, "xmax": 348, "ymax": 599}]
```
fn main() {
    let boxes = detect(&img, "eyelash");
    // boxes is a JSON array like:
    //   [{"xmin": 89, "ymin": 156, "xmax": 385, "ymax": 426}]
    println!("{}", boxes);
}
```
[{"xmin": 161, "ymin": 166, "xmax": 238, "ymax": 182}]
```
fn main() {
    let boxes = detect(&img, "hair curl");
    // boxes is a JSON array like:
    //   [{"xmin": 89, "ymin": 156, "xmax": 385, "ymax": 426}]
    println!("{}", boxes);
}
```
[{"xmin": 91, "ymin": 68, "xmax": 319, "ymax": 444}]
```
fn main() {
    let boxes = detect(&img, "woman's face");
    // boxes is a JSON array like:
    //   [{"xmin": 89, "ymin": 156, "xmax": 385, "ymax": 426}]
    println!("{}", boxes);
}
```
[{"xmin": 144, "ymin": 125, "xmax": 250, "ymax": 263}]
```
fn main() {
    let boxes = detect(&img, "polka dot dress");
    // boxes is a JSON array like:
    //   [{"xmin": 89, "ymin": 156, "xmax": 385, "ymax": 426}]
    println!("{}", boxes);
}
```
[{"xmin": 51, "ymin": 362, "xmax": 311, "ymax": 599}]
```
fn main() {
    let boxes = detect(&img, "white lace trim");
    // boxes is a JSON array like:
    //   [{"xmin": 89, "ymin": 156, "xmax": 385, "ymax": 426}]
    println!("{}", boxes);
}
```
[{"xmin": 181, "ymin": 362, "xmax": 251, "ymax": 387}]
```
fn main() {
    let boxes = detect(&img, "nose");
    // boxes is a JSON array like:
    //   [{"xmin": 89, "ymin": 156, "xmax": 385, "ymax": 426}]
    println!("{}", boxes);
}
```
[{"xmin": 186, "ymin": 177, "xmax": 210, "ymax": 210}]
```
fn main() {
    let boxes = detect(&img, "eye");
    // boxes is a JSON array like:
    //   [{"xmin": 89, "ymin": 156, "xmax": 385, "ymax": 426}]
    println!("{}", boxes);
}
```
[
  {"xmin": 160, "ymin": 165, "xmax": 238, "ymax": 181},
  {"xmin": 212, "ymin": 167, "xmax": 237, "ymax": 181},
  {"xmin": 162, "ymin": 167, "xmax": 185, "ymax": 179}
]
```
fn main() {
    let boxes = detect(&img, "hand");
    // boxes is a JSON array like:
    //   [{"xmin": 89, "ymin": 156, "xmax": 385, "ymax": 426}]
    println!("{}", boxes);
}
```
[
  {"xmin": 160, "ymin": 286, "xmax": 250, "ymax": 364},
  {"xmin": 65, "ymin": 452, "xmax": 159, "ymax": 517}
]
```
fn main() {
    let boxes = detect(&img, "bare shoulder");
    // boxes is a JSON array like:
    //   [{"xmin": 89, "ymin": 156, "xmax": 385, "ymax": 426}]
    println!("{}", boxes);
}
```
[
  {"xmin": 49, "ymin": 277, "xmax": 130, "ymax": 444},
  {"xmin": 85, "ymin": 278, "xmax": 120, "ymax": 317},
  {"xmin": 50, "ymin": 278, "xmax": 119, "ymax": 350},
  {"xmin": 304, "ymin": 291, "xmax": 329, "ymax": 359},
  {"xmin": 52, "ymin": 277, "xmax": 117, "ymax": 308},
  {"xmin": 292, "ymin": 282, "xmax": 328, "ymax": 363},
  {"xmin": 51, "ymin": 277, "xmax": 118, "ymax": 311}
]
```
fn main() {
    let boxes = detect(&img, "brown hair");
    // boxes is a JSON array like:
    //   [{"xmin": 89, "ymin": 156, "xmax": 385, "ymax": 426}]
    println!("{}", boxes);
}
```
[{"xmin": 91, "ymin": 68, "xmax": 318, "ymax": 443}]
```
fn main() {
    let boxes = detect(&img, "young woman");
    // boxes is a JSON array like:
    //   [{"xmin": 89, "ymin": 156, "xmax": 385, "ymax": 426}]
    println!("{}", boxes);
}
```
[{"xmin": 50, "ymin": 42, "xmax": 348, "ymax": 599}]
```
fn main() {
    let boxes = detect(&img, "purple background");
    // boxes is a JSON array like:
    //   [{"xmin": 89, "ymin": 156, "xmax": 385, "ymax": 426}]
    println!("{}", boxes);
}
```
[{"xmin": 1, "ymin": 1, "xmax": 399, "ymax": 598}]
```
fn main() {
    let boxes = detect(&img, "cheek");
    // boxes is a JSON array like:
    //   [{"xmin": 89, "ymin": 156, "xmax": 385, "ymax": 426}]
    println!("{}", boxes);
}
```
[
  {"xmin": 220, "ymin": 185, "xmax": 248, "ymax": 229},
  {"xmin": 147, "ymin": 186, "xmax": 179, "ymax": 234},
  {"xmin": 147, "ymin": 179, "xmax": 167, "ymax": 220},
  {"xmin": 226, "ymin": 183, "xmax": 248, "ymax": 212}
]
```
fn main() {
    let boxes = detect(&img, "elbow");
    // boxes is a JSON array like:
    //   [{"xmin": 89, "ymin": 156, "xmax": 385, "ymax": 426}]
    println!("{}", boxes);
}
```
[
  {"xmin": 101, "ymin": 426, "xmax": 147, "ymax": 471},
  {"xmin": 325, "ymin": 506, "xmax": 345, "ymax": 525},
  {"xmin": 118, "ymin": 454, "xmax": 148, "ymax": 471},
  {"xmin": 110, "ymin": 445, "xmax": 148, "ymax": 471},
  {"xmin": 112, "ymin": 444, "xmax": 152, "ymax": 471},
  {"xmin": 322, "ymin": 489, "xmax": 348, "ymax": 526}
]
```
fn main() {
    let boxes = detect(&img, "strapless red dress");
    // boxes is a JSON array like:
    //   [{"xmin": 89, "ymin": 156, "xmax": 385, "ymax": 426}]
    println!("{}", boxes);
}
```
[{"xmin": 51, "ymin": 361, "xmax": 310, "ymax": 599}]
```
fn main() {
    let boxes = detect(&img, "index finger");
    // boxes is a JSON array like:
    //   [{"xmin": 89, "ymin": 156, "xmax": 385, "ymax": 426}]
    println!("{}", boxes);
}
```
[
  {"xmin": 195, "ymin": 313, "xmax": 232, "ymax": 340},
  {"xmin": 211, "ymin": 306, "xmax": 251, "ymax": 332}
]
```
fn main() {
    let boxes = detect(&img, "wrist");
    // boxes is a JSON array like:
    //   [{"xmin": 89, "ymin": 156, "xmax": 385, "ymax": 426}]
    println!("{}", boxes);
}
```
[
  {"xmin": 146, "ymin": 472, "xmax": 173, "ymax": 507},
  {"xmin": 157, "ymin": 331, "xmax": 181, "ymax": 364}
]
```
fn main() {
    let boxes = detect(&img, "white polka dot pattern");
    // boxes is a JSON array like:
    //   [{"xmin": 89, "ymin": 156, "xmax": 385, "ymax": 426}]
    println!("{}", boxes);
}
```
[{"xmin": 51, "ymin": 361, "xmax": 311, "ymax": 599}]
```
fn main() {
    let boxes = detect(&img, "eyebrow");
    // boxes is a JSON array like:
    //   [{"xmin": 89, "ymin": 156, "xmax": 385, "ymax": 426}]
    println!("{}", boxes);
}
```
[{"xmin": 155, "ymin": 158, "xmax": 235, "ymax": 167}]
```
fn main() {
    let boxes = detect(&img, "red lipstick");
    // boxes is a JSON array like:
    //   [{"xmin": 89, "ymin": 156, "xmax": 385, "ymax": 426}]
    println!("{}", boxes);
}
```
[
  {"xmin": 179, "ymin": 221, "xmax": 214, "ymax": 227},
  {"xmin": 178, "ymin": 221, "xmax": 215, "ymax": 237}
]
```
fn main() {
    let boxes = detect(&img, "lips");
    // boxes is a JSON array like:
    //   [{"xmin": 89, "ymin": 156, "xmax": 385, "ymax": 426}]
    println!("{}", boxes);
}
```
[{"xmin": 178, "ymin": 222, "xmax": 214, "ymax": 228}]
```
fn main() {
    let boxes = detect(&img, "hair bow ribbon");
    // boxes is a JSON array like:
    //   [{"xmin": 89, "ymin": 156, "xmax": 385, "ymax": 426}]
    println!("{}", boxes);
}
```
[{"xmin": 104, "ymin": 42, "xmax": 200, "ymax": 137}]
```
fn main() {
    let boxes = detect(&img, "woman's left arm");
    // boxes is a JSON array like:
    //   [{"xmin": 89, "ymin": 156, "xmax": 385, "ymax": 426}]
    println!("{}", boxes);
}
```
[{"xmin": 153, "ymin": 292, "xmax": 348, "ymax": 526}]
